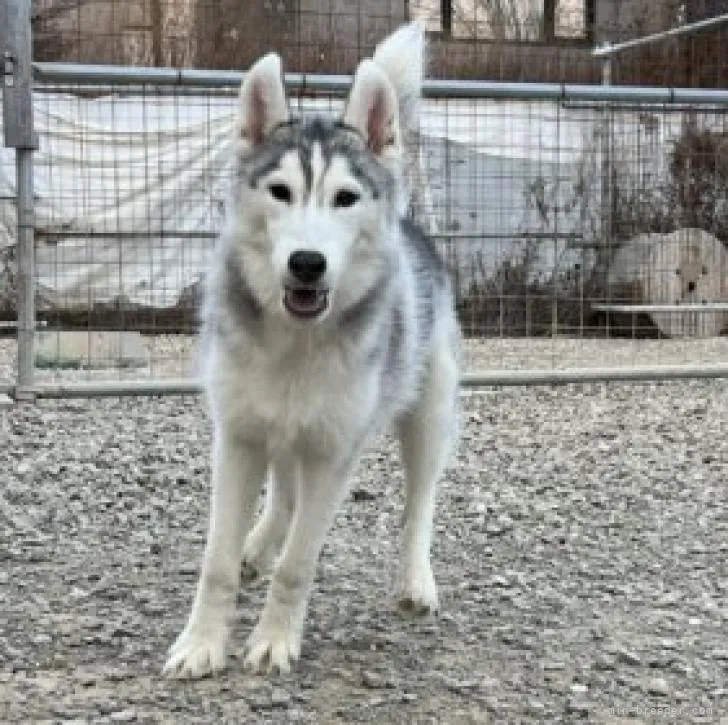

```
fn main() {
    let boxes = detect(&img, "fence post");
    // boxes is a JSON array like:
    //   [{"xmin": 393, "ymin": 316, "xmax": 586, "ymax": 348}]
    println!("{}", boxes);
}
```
[
  {"xmin": 599, "ymin": 42, "xmax": 613, "ymax": 336},
  {"xmin": 599, "ymin": 42, "xmax": 613, "ymax": 250},
  {"xmin": 1, "ymin": 0, "xmax": 37, "ymax": 400}
]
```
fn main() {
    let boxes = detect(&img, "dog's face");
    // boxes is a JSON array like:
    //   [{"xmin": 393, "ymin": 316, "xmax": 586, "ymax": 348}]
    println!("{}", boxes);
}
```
[{"xmin": 231, "ymin": 54, "xmax": 405, "ymax": 325}]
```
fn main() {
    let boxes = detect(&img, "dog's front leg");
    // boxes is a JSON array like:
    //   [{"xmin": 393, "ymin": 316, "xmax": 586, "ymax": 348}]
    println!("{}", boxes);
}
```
[
  {"xmin": 244, "ymin": 454, "xmax": 350, "ymax": 674},
  {"xmin": 164, "ymin": 429, "xmax": 267, "ymax": 678}
]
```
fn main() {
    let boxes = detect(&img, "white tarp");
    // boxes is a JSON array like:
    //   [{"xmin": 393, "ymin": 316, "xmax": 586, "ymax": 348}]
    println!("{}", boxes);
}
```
[{"xmin": 1, "ymin": 92, "xmax": 236, "ymax": 309}]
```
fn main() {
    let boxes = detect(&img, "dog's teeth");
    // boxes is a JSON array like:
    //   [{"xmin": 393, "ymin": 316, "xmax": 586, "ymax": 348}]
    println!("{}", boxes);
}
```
[{"xmin": 283, "ymin": 288, "xmax": 328, "ymax": 317}]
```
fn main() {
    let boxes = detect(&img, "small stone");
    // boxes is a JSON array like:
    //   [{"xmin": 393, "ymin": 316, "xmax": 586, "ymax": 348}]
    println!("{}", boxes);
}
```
[
  {"xmin": 77, "ymin": 673, "xmax": 98, "ymax": 687},
  {"xmin": 657, "ymin": 591, "xmax": 682, "ymax": 606},
  {"xmin": 711, "ymin": 649, "xmax": 728, "ymax": 661},
  {"xmin": 646, "ymin": 653, "xmax": 673, "ymax": 670},
  {"xmin": 16, "ymin": 461, "xmax": 31, "ymax": 475},
  {"xmin": 670, "ymin": 661, "xmax": 692, "ymax": 676},
  {"xmin": 659, "ymin": 638, "xmax": 678, "ymax": 650},
  {"xmin": 542, "ymin": 661, "xmax": 566, "ymax": 671},
  {"xmin": 441, "ymin": 676, "xmax": 478, "ymax": 694},
  {"xmin": 617, "ymin": 648, "xmax": 641, "ymax": 666},
  {"xmin": 249, "ymin": 696, "xmax": 272, "ymax": 712},
  {"xmin": 643, "ymin": 677, "xmax": 670, "ymax": 696},
  {"xmin": 351, "ymin": 488, "xmax": 377, "ymax": 502},
  {"xmin": 109, "ymin": 711, "xmax": 137, "ymax": 723},
  {"xmin": 362, "ymin": 670, "xmax": 385, "ymax": 689},
  {"xmin": 565, "ymin": 697, "xmax": 590, "ymax": 716},
  {"xmin": 592, "ymin": 656, "xmax": 615, "ymax": 671},
  {"xmin": 570, "ymin": 683, "xmax": 588, "ymax": 695},
  {"xmin": 111, "ymin": 625, "xmax": 136, "ymax": 638},
  {"xmin": 270, "ymin": 688, "xmax": 291, "ymax": 708},
  {"xmin": 485, "ymin": 515, "xmax": 513, "ymax": 536}
]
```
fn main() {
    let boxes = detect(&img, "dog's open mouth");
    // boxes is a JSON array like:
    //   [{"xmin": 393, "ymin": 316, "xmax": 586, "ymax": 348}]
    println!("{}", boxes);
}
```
[{"xmin": 283, "ymin": 287, "xmax": 329, "ymax": 318}]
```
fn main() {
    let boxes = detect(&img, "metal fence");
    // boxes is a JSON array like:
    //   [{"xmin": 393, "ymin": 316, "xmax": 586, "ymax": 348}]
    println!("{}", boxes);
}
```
[{"xmin": 2, "ymin": 5, "xmax": 728, "ymax": 399}]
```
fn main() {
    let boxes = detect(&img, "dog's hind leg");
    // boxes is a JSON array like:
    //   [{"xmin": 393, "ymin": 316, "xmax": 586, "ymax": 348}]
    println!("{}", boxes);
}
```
[
  {"xmin": 163, "ymin": 429, "xmax": 267, "ymax": 678},
  {"xmin": 396, "ymin": 335, "xmax": 458, "ymax": 614},
  {"xmin": 241, "ymin": 459, "xmax": 296, "ymax": 580},
  {"xmin": 244, "ymin": 455, "xmax": 353, "ymax": 674}
]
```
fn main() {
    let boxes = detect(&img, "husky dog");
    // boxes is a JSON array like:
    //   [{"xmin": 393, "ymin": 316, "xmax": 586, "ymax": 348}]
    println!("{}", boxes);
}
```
[{"xmin": 163, "ymin": 23, "xmax": 459, "ymax": 678}]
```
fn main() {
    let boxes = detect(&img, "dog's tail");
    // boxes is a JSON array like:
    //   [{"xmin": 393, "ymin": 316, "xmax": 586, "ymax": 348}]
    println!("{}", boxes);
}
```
[{"xmin": 372, "ymin": 22, "xmax": 424, "ymax": 137}]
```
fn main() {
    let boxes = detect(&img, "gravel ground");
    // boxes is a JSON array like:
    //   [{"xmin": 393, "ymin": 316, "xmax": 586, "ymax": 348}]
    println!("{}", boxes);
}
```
[{"xmin": 1, "ymin": 340, "xmax": 727, "ymax": 724}]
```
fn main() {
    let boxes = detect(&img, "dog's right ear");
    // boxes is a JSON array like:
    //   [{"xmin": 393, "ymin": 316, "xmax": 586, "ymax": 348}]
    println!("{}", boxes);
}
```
[
  {"xmin": 238, "ymin": 53, "xmax": 289, "ymax": 149},
  {"xmin": 343, "ymin": 60, "xmax": 401, "ymax": 158}
]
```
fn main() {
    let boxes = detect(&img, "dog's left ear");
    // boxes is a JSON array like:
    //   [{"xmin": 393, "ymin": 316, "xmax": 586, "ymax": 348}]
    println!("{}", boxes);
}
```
[
  {"xmin": 343, "ymin": 60, "xmax": 401, "ymax": 158},
  {"xmin": 238, "ymin": 53, "xmax": 289, "ymax": 149}
]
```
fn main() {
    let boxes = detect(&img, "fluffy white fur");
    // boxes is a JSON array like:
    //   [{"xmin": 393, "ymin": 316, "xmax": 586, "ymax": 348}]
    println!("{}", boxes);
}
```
[{"xmin": 163, "ymin": 23, "xmax": 459, "ymax": 679}]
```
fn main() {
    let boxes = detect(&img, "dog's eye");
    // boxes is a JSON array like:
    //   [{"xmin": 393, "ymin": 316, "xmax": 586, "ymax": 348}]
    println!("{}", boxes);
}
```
[
  {"xmin": 268, "ymin": 184, "xmax": 292, "ymax": 203},
  {"xmin": 333, "ymin": 189, "xmax": 360, "ymax": 208}
]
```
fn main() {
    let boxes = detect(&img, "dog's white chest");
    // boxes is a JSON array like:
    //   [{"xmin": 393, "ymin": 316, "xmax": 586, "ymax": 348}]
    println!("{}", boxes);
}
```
[{"xmin": 210, "ymin": 341, "xmax": 375, "ymax": 454}]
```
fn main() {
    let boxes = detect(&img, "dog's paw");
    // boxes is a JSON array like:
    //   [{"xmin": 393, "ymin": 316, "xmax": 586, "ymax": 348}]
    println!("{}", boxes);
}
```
[
  {"xmin": 244, "ymin": 620, "xmax": 301, "ymax": 675},
  {"xmin": 397, "ymin": 565, "xmax": 439, "ymax": 615},
  {"xmin": 162, "ymin": 627, "xmax": 227, "ymax": 679}
]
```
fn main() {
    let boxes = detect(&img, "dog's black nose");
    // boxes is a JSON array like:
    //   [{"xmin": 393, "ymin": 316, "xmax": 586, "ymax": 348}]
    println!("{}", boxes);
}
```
[{"xmin": 288, "ymin": 250, "xmax": 326, "ymax": 284}]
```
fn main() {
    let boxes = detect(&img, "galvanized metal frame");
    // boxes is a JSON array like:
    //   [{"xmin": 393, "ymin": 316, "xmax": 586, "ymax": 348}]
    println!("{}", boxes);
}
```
[
  {"xmin": 3, "ymin": 359, "xmax": 728, "ymax": 401},
  {"xmin": 32, "ymin": 61, "xmax": 728, "ymax": 105},
  {"xmin": 2, "ymin": 0, "xmax": 36, "ymax": 400},
  {"xmin": 592, "ymin": 13, "xmax": 728, "ymax": 59}
]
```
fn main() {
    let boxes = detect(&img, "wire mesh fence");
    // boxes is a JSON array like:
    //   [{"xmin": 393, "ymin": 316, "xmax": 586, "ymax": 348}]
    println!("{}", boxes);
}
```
[
  {"xmin": 2, "ymin": 1, "xmax": 728, "ymax": 396},
  {"xmin": 3, "ymin": 68, "xmax": 727, "ymax": 392}
]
